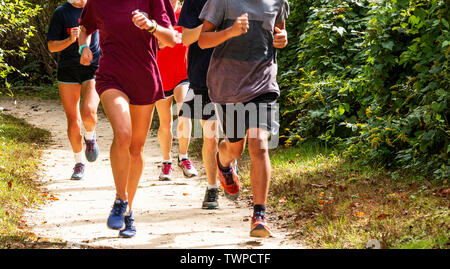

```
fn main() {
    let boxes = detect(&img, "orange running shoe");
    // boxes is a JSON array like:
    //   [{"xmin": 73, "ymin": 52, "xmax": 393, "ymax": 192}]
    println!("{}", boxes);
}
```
[
  {"xmin": 250, "ymin": 212, "xmax": 272, "ymax": 238},
  {"xmin": 216, "ymin": 153, "xmax": 240, "ymax": 200}
]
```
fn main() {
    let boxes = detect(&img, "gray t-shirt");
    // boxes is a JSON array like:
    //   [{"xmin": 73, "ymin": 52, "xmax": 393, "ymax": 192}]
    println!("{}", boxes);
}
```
[{"xmin": 199, "ymin": 0, "xmax": 289, "ymax": 104}]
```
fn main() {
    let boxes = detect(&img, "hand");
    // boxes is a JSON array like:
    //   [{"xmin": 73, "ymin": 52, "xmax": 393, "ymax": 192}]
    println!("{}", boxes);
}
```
[
  {"xmin": 69, "ymin": 27, "xmax": 81, "ymax": 43},
  {"xmin": 80, "ymin": 46, "xmax": 93, "ymax": 66},
  {"xmin": 175, "ymin": 31, "xmax": 182, "ymax": 44},
  {"xmin": 229, "ymin": 13, "xmax": 249, "ymax": 37},
  {"xmin": 132, "ymin": 10, "xmax": 155, "ymax": 31},
  {"xmin": 273, "ymin": 27, "xmax": 288, "ymax": 48}
]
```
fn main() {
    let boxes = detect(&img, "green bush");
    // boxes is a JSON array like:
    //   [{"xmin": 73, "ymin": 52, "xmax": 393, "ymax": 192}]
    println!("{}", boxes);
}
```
[
  {"xmin": 0, "ymin": 0, "xmax": 42, "ymax": 91},
  {"xmin": 1, "ymin": 0, "xmax": 61, "ymax": 90},
  {"xmin": 279, "ymin": 0, "xmax": 449, "ymax": 180}
]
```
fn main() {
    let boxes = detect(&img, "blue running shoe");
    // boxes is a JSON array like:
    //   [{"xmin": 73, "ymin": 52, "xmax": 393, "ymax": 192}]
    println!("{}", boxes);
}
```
[
  {"xmin": 84, "ymin": 133, "xmax": 99, "ymax": 162},
  {"xmin": 107, "ymin": 199, "xmax": 128, "ymax": 230},
  {"xmin": 71, "ymin": 163, "xmax": 85, "ymax": 180},
  {"xmin": 119, "ymin": 211, "xmax": 136, "ymax": 238}
]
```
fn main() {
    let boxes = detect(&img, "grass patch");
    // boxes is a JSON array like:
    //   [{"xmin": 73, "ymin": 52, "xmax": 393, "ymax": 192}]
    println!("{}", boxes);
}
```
[
  {"xmin": 237, "ymin": 142, "xmax": 449, "ymax": 249},
  {"xmin": 0, "ymin": 113, "xmax": 52, "ymax": 248},
  {"xmin": 149, "ymin": 135, "xmax": 449, "ymax": 249},
  {"xmin": 2, "ymin": 84, "xmax": 60, "ymax": 100}
]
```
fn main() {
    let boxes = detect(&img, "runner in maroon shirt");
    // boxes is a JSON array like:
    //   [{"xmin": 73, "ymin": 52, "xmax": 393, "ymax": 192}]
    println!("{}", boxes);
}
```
[{"xmin": 78, "ymin": 0, "xmax": 177, "ymax": 238}]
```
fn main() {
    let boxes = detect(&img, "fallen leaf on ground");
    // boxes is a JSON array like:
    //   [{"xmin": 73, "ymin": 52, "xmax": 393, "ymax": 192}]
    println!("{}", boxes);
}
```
[
  {"xmin": 49, "ymin": 195, "xmax": 59, "ymax": 201},
  {"xmin": 440, "ymin": 188, "xmax": 450, "ymax": 196},
  {"xmin": 338, "ymin": 185, "xmax": 347, "ymax": 191},
  {"xmin": 355, "ymin": 211, "xmax": 365, "ymax": 217},
  {"xmin": 318, "ymin": 200, "xmax": 332, "ymax": 206},
  {"xmin": 376, "ymin": 213, "xmax": 390, "ymax": 219}
]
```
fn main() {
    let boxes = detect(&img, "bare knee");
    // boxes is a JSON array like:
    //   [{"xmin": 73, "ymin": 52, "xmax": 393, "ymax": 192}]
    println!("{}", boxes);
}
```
[
  {"xmin": 248, "ymin": 137, "xmax": 269, "ymax": 158},
  {"xmin": 80, "ymin": 104, "xmax": 97, "ymax": 122},
  {"xmin": 129, "ymin": 139, "xmax": 147, "ymax": 160},
  {"xmin": 114, "ymin": 129, "xmax": 132, "ymax": 147},
  {"xmin": 203, "ymin": 136, "xmax": 218, "ymax": 152},
  {"xmin": 67, "ymin": 116, "xmax": 81, "ymax": 133},
  {"xmin": 158, "ymin": 121, "xmax": 173, "ymax": 134}
]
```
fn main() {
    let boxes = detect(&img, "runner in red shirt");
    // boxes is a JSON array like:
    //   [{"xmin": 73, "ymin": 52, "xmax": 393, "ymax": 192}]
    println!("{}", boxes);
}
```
[{"xmin": 155, "ymin": 0, "xmax": 198, "ymax": 181}]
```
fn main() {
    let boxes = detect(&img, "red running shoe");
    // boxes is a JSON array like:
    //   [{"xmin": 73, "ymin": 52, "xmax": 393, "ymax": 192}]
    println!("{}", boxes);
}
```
[
  {"xmin": 250, "ymin": 212, "xmax": 272, "ymax": 238},
  {"xmin": 159, "ymin": 162, "xmax": 173, "ymax": 181},
  {"xmin": 216, "ymin": 153, "xmax": 240, "ymax": 200}
]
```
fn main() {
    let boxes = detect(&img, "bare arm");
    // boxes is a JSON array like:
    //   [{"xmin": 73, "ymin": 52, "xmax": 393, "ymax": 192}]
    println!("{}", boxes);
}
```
[
  {"xmin": 181, "ymin": 24, "xmax": 203, "ymax": 46},
  {"xmin": 48, "ymin": 27, "xmax": 80, "ymax": 53},
  {"xmin": 132, "ymin": 11, "xmax": 177, "ymax": 47},
  {"xmin": 198, "ymin": 13, "xmax": 249, "ymax": 49}
]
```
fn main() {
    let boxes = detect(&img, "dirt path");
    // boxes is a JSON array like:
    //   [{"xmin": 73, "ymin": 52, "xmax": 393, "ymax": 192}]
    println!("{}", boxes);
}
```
[{"xmin": 1, "ymin": 97, "xmax": 304, "ymax": 249}]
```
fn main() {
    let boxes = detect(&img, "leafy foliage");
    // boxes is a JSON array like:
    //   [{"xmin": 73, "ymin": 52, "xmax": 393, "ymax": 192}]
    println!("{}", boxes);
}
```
[
  {"xmin": 279, "ymin": 0, "xmax": 449, "ymax": 180},
  {"xmin": 0, "ymin": 0, "xmax": 41, "ymax": 92}
]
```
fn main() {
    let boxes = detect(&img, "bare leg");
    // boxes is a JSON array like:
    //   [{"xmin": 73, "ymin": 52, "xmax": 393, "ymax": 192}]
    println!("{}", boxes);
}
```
[
  {"xmin": 247, "ymin": 128, "xmax": 271, "ymax": 205},
  {"xmin": 100, "ymin": 89, "xmax": 132, "ymax": 201},
  {"xmin": 58, "ymin": 83, "xmax": 83, "ymax": 154},
  {"xmin": 173, "ymin": 84, "xmax": 190, "ymax": 156},
  {"xmin": 80, "ymin": 79, "xmax": 100, "ymax": 133},
  {"xmin": 201, "ymin": 119, "xmax": 219, "ymax": 185},
  {"xmin": 217, "ymin": 138, "xmax": 246, "ymax": 169},
  {"xmin": 155, "ymin": 96, "xmax": 174, "ymax": 161},
  {"xmin": 127, "ymin": 104, "xmax": 154, "ymax": 210}
]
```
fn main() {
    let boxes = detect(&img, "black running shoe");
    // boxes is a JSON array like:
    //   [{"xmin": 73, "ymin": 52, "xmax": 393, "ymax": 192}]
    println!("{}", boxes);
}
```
[{"xmin": 202, "ymin": 187, "xmax": 219, "ymax": 209}]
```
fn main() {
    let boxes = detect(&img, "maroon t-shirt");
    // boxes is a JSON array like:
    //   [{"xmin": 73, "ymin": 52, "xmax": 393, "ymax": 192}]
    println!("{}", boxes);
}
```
[{"xmin": 80, "ymin": 0, "xmax": 176, "ymax": 105}]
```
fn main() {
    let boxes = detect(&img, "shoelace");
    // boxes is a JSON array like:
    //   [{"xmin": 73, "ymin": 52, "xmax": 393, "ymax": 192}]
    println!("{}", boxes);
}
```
[
  {"xmin": 253, "ymin": 211, "xmax": 266, "ymax": 223},
  {"xmin": 112, "ymin": 201, "xmax": 126, "ymax": 216},
  {"xmin": 124, "ymin": 215, "xmax": 134, "ymax": 227},
  {"xmin": 86, "ymin": 139, "xmax": 96, "ymax": 153},
  {"xmin": 73, "ymin": 163, "xmax": 84, "ymax": 174},
  {"xmin": 162, "ymin": 163, "xmax": 173, "ymax": 174},
  {"xmin": 206, "ymin": 188, "xmax": 218, "ymax": 202},
  {"xmin": 181, "ymin": 159, "xmax": 192, "ymax": 170}
]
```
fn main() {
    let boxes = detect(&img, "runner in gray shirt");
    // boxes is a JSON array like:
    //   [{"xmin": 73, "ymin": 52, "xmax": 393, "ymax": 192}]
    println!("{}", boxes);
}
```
[
  {"xmin": 200, "ymin": 0, "xmax": 289, "ymax": 104},
  {"xmin": 198, "ymin": 0, "xmax": 289, "ymax": 237}
]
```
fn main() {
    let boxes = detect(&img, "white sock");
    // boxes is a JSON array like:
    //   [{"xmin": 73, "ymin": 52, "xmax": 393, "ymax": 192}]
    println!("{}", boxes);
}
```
[
  {"xmin": 208, "ymin": 183, "xmax": 219, "ymax": 190},
  {"xmin": 163, "ymin": 159, "xmax": 172, "ymax": 164},
  {"xmin": 179, "ymin": 153, "xmax": 188, "ymax": 161},
  {"xmin": 74, "ymin": 151, "xmax": 84, "ymax": 164},
  {"xmin": 85, "ymin": 130, "xmax": 95, "ymax": 140}
]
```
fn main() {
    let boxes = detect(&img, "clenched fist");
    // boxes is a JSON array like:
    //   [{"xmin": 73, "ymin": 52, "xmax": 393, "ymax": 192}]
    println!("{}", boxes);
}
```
[
  {"xmin": 273, "ymin": 27, "xmax": 287, "ymax": 49},
  {"xmin": 69, "ymin": 27, "xmax": 81, "ymax": 43},
  {"xmin": 229, "ymin": 13, "xmax": 249, "ymax": 38},
  {"xmin": 80, "ymin": 46, "xmax": 93, "ymax": 66}
]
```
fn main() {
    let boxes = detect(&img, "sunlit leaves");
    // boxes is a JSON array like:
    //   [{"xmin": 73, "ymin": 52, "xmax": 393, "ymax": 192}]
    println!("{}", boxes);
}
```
[
  {"xmin": 278, "ymin": 0, "xmax": 449, "ymax": 180},
  {"xmin": 0, "ymin": 0, "xmax": 41, "ymax": 89}
]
